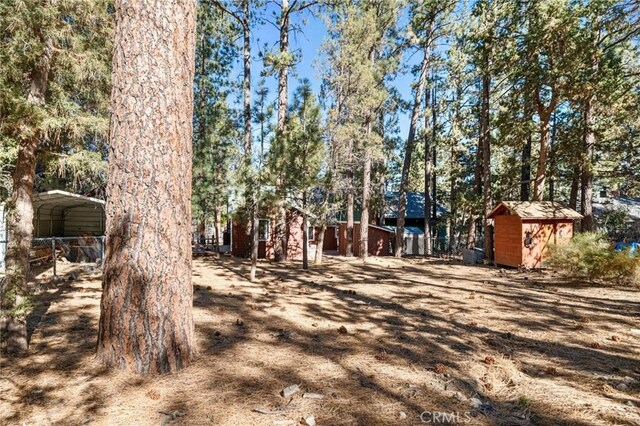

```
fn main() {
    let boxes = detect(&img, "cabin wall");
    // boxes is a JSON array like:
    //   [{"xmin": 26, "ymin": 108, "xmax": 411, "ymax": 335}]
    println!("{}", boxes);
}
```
[
  {"xmin": 320, "ymin": 226, "xmax": 338, "ymax": 251},
  {"xmin": 522, "ymin": 219, "xmax": 573, "ymax": 268},
  {"xmin": 338, "ymin": 223, "xmax": 392, "ymax": 256},
  {"xmin": 494, "ymin": 215, "xmax": 523, "ymax": 267},
  {"xmin": 232, "ymin": 209, "xmax": 307, "ymax": 260}
]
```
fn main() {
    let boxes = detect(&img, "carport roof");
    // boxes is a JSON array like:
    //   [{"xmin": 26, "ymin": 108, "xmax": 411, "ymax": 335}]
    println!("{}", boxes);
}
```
[{"xmin": 34, "ymin": 190, "xmax": 105, "ymax": 210}]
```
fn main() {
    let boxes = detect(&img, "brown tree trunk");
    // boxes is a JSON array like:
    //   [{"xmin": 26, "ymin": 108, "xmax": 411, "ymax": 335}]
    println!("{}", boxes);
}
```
[
  {"xmin": 396, "ymin": 47, "xmax": 430, "ymax": 257},
  {"xmin": 532, "ymin": 116, "xmax": 549, "ymax": 201},
  {"xmin": 480, "ymin": 48, "xmax": 493, "ymax": 262},
  {"xmin": 424, "ymin": 84, "xmax": 432, "ymax": 256},
  {"xmin": 250, "ymin": 210, "xmax": 258, "ymax": 281},
  {"xmin": 1, "ymin": 38, "xmax": 52, "ymax": 352},
  {"xmin": 581, "ymin": 96, "xmax": 595, "ymax": 232},
  {"xmin": 360, "ymin": 144, "xmax": 371, "ymax": 259},
  {"xmin": 548, "ymin": 111, "xmax": 557, "ymax": 202},
  {"xmin": 520, "ymin": 132, "xmax": 532, "ymax": 201},
  {"xmin": 96, "ymin": 0, "xmax": 197, "ymax": 374},
  {"xmin": 314, "ymin": 189, "xmax": 330, "ymax": 264},
  {"xmin": 274, "ymin": 0, "xmax": 290, "ymax": 262},
  {"xmin": 2, "ymin": 141, "xmax": 38, "ymax": 352},
  {"xmin": 314, "ymin": 223, "xmax": 326, "ymax": 264},
  {"xmin": 346, "ymin": 174, "xmax": 354, "ymax": 257},
  {"xmin": 569, "ymin": 165, "xmax": 580, "ymax": 210},
  {"xmin": 302, "ymin": 191, "xmax": 309, "ymax": 270}
]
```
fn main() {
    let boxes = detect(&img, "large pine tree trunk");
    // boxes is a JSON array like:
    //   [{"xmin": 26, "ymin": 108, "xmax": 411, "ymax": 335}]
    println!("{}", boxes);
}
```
[
  {"xmin": 480, "ymin": 51, "xmax": 493, "ymax": 262},
  {"xmin": 520, "ymin": 134, "xmax": 532, "ymax": 201},
  {"xmin": 96, "ymin": 0, "xmax": 197, "ymax": 374},
  {"xmin": 2, "ymin": 140, "xmax": 38, "ymax": 352},
  {"xmin": 302, "ymin": 191, "xmax": 309, "ymax": 270},
  {"xmin": 424, "ymin": 85, "xmax": 432, "ymax": 256},
  {"xmin": 467, "ymin": 105, "xmax": 483, "ymax": 250},
  {"xmin": 581, "ymin": 96, "xmax": 595, "ymax": 232},
  {"xmin": 346, "ymin": 174, "xmax": 354, "ymax": 257},
  {"xmin": 569, "ymin": 166, "xmax": 580, "ymax": 210},
  {"xmin": 274, "ymin": 0, "xmax": 290, "ymax": 262},
  {"xmin": 360, "ymin": 149, "xmax": 371, "ymax": 260},
  {"xmin": 314, "ymin": 190, "xmax": 329, "ymax": 264},
  {"xmin": 396, "ymin": 48, "xmax": 429, "ymax": 257},
  {"xmin": 1, "ymin": 39, "xmax": 52, "ymax": 352},
  {"xmin": 532, "ymin": 116, "xmax": 549, "ymax": 201},
  {"xmin": 314, "ymin": 223, "xmax": 326, "ymax": 264}
]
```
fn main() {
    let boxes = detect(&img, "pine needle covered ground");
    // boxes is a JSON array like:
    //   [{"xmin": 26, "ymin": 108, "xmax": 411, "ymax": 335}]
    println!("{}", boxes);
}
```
[{"xmin": 1, "ymin": 256, "xmax": 639, "ymax": 425}]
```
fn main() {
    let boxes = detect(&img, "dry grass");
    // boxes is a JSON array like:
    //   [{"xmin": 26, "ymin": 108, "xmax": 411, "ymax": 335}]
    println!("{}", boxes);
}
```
[{"xmin": 1, "ymin": 255, "xmax": 639, "ymax": 425}]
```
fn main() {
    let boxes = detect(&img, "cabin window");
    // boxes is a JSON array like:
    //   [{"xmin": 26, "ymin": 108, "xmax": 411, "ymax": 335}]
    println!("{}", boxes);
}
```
[
  {"xmin": 258, "ymin": 219, "xmax": 270, "ymax": 241},
  {"xmin": 307, "ymin": 226, "xmax": 315, "ymax": 241}
]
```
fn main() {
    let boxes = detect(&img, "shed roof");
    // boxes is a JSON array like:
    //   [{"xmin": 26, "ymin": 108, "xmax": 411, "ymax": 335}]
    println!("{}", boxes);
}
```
[
  {"xmin": 34, "ymin": 190, "xmax": 105, "ymax": 211},
  {"xmin": 488, "ymin": 201, "xmax": 582, "ymax": 220}
]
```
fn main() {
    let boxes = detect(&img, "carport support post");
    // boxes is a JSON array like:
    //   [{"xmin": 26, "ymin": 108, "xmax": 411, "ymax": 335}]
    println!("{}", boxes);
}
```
[{"xmin": 51, "ymin": 238, "xmax": 57, "ymax": 279}]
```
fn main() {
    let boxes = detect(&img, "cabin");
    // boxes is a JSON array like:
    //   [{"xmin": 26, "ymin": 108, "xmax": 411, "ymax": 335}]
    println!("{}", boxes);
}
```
[
  {"xmin": 383, "ymin": 191, "xmax": 447, "ymax": 229},
  {"xmin": 0, "ymin": 190, "xmax": 106, "ymax": 272},
  {"xmin": 231, "ymin": 206, "xmax": 338, "ymax": 260},
  {"xmin": 488, "ymin": 201, "xmax": 582, "ymax": 268},
  {"xmin": 337, "ymin": 222, "xmax": 394, "ymax": 257}
]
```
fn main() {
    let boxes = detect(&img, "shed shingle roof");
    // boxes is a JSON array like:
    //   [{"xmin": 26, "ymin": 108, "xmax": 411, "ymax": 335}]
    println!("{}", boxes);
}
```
[{"xmin": 488, "ymin": 201, "xmax": 583, "ymax": 220}]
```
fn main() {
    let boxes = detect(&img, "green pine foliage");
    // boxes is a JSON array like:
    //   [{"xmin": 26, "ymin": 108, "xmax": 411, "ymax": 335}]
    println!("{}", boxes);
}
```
[
  {"xmin": 0, "ymin": 0, "xmax": 113, "ymax": 198},
  {"xmin": 192, "ymin": 3, "xmax": 240, "ymax": 229},
  {"xmin": 548, "ymin": 232, "xmax": 640, "ymax": 286}
]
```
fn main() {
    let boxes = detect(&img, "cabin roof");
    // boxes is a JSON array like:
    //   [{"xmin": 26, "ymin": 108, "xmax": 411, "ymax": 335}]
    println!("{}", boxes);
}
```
[{"xmin": 488, "ymin": 201, "xmax": 583, "ymax": 220}]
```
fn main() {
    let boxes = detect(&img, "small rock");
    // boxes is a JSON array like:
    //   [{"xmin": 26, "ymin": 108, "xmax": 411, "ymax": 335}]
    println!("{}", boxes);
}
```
[
  {"xmin": 302, "ymin": 393, "xmax": 325, "ymax": 399},
  {"xmin": 455, "ymin": 392, "xmax": 468, "ymax": 402},
  {"xmin": 399, "ymin": 411, "xmax": 407, "ymax": 419},
  {"xmin": 470, "ymin": 397, "xmax": 483, "ymax": 408},
  {"xmin": 281, "ymin": 384, "xmax": 300, "ymax": 398},
  {"xmin": 338, "ymin": 325, "xmax": 348, "ymax": 335},
  {"xmin": 302, "ymin": 414, "xmax": 316, "ymax": 426},
  {"xmin": 627, "ymin": 400, "xmax": 635, "ymax": 407},
  {"xmin": 611, "ymin": 335, "xmax": 621, "ymax": 342},
  {"xmin": 236, "ymin": 318, "xmax": 244, "ymax": 327},
  {"xmin": 622, "ymin": 376, "xmax": 635, "ymax": 384},
  {"xmin": 616, "ymin": 383, "xmax": 628, "ymax": 392}
]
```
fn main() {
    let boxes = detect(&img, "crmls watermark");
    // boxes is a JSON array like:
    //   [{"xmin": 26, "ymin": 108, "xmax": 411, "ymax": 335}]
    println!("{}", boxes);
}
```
[{"xmin": 420, "ymin": 410, "xmax": 473, "ymax": 424}]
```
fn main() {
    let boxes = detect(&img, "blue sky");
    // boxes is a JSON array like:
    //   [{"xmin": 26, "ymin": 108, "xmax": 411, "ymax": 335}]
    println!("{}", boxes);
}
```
[{"xmin": 238, "ymin": 3, "xmax": 416, "ymax": 147}]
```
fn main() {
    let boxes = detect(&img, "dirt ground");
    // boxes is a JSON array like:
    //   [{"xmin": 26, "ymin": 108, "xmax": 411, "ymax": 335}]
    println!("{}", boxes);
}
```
[{"xmin": 1, "ymin": 255, "xmax": 639, "ymax": 425}]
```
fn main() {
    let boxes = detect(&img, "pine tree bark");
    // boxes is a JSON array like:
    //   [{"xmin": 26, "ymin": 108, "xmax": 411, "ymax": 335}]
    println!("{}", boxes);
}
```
[
  {"xmin": 274, "ymin": 0, "xmax": 290, "ymax": 262},
  {"xmin": 302, "ymin": 191, "xmax": 309, "ymax": 270},
  {"xmin": 396, "ymin": 48, "xmax": 430, "ymax": 257},
  {"xmin": 96, "ymin": 0, "xmax": 197, "ymax": 374},
  {"xmin": 520, "ymin": 124, "xmax": 532, "ymax": 201},
  {"xmin": 346, "ymin": 173, "xmax": 354, "ymax": 257},
  {"xmin": 532, "ymin": 87, "xmax": 557, "ymax": 201},
  {"xmin": 467, "ymin": 97, "xmax": 484, "ymax": 250},
  {"xmin": 360, "ymin": 148, "xmax": 371, "ymax": 259},
  {"xmin": 1, "ymin": 38, "xmax": 52, "ymax": 352},
  {"xmin": 581, "ymin": 96, "xmax": 595, "ymax": 232},
  {"xmin": 480, "ymin": 47, "xmax": 493, "ymax": 262},
  {"xmin": 569, "ymin": 166, "xmax": 580, "ymax": 210},
  {"xmin": 424, "ymin": 85, "xmax": 432, "ymax": 256}
]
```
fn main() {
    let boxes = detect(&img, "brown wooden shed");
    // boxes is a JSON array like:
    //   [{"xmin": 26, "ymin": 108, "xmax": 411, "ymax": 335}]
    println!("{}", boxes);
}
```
[
  {"xmin": 488, "ymin": 201, "xmax": 583, "ymax": 268},
  {"xmin": 337, "ymin": 222, "xmax": 394, "ymax": 257}
]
